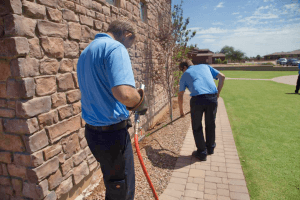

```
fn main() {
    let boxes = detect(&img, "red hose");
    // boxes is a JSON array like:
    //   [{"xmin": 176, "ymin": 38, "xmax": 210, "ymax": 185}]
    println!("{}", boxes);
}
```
[{"xmin": 134, "ymin": 133, "xmax": 159, "ymax": 200}]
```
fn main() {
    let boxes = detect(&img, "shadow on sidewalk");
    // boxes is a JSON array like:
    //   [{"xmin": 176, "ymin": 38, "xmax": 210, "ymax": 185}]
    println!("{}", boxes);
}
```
[{"xmin": 285, "ymin": 93, "xmax": 300, "ymax": 95}]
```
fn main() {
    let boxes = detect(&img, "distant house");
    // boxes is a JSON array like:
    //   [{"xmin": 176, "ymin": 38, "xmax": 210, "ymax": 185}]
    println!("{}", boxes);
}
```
[
  {"xmin": 264, "ymin": 49, "xmax": 300, "ymax": 60},
  {"xmin": 188, "ymin": 48, "xmax": 226, "ymax": 64}
]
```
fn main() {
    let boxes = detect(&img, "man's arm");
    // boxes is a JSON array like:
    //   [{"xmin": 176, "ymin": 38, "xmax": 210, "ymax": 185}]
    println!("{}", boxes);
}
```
[
  {"xmin": 112, "ymin": 85, "xmax": 141, "ymax": 107},
  {"xmin": 216, "ymin": 73, "xmax": 225, "ymax": 98},
  {"xmin": 178, "ymin": 91, "xmax": 185, "ymax": 117}
]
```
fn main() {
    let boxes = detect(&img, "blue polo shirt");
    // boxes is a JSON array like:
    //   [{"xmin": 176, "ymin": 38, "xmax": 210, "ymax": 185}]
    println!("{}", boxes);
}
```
[
  {"xmin": 298, "ymin": 63, "xmax": 300, "ymax": 74},
  {"xmin": 77, "ymin": 33, "xmax": 135, "ymax": 126},
  {"xmin": 179, "ymin": 64, "xmax": 220, "ymax": 96}
]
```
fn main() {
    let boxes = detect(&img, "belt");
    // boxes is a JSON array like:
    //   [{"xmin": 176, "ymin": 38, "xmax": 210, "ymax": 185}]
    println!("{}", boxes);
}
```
[
  {"xmin": 86, "ymin": 120, "xmax": 131, "ymax": 131},
  {"xmin": 192, "ymin": 93, "xmax": 217, "ymax": 98}
]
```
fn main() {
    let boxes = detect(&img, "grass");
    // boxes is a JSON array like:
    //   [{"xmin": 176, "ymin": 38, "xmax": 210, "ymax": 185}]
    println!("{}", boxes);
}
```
[
  {"xmin": 220, "ymin": 79, "xmax": 300, "ymax": 200},
  {"xmin": 220, "ymin": 70, "xmax": 297, "ymax": 79}
]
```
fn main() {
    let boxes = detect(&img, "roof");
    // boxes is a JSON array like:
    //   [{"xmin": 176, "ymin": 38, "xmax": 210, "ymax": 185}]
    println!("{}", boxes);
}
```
[
  {"xmin": 264, "ymin": 49, "xmax": 300, "ymax": 56},
  {"xmin": 212, "ymin": 53, "xmax": 226, "ymax": 57}
]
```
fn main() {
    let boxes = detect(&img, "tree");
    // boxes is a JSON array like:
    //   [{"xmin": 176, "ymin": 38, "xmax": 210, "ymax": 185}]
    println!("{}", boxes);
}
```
[
  {"xmin": 220, "ymin": 46, "xmax": 245, "ymax": 62},
  {"xmin": 154, "ymin": 0, "xmax": 196, "ymax": 122},
  {"xmin": 256, "ymin": 55, "xmax": 261, "ymax": 60}
]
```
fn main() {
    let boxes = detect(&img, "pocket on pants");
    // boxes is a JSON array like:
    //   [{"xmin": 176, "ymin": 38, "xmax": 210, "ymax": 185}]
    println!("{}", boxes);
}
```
[{"xmin": 106, "ymin": 179, "xmax": 126, "ymax": 200}]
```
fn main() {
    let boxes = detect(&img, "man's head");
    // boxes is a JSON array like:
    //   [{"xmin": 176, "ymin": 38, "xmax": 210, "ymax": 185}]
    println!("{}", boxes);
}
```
[
  {"xmin": 107, "ymin": 20, "xmax": 137, "ymax": 48},
  {"xmin": 179, "ymin": 59, "xmax": 194, "ymax": 72}
]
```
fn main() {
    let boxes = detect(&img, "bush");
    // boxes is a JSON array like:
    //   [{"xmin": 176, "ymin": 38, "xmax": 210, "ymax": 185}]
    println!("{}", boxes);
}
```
[
  {"xmin": 222, "ymin": 60, "xmax": 228, "ymax": 64},
  {"xmin": 261, "ymin": 62, "xmax": 274, "ymax": 66},
  {"xmin": 215, "ymin": 58, "xmax": 222, "ymax": 64}
]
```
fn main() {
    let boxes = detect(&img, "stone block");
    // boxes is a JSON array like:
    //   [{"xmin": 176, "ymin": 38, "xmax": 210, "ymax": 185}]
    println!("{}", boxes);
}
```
[
  {"xmin": 48, "ymin": 169, "xmax": 62, "ymax": 190},
  {"xmin": 36, "ymin": 0, "xmax": 58, "ymax": 8},
  {"xmin": 57, "ymin": 73, "xmax": 75, "ymax": 91},
  {"xmin": 94, "ymin": 20, "xmax": 103, "ymax": 30},
  {"xmin": 16, "ymin": 96, "xmax": 51, "ymax": 118},
  {"xmin": 73, "ymin": 161, "xmax": 89, "ymax": 185},
  {"xmin": 77, "ymin": 128, "xmax": 85, "ymax": 139},
  {"xmin": 68, "ymin": 22, "xmax": 81, "ymax": 40},
  {"xmin": 64, "ymin": 40, "xmax": 79, "ymax": 58},
  {"xmin": 1, "ymin": 163, "xmax": 9, "ymax": 176},
  {"xmin": 28, "ymin": 38, "xmax": 44, "ymax": 59},
  {"xmin": 61, "ymin": 157, "xmax": 73, "ymax": 176},
  {"xmin": 0, "ymin": 60, "xmax": 11, "ymax": 81},
  {"xmin": 4, "ymin": 118, "xmax": 39, "ymax": 134},
  {"xmin": 87, "ymin": 154, "xmax": 96, "ymax": 165},
  {"xmin": 73, "ymin": 150, "xmax": 86, "ymax": 166},
  {"xmin": 62, "ymin": 1, "xmax": 75, "ymax": 11},
  {"xmin": 126, "ymin": 1, "xmax": 133, "ymax": 12},
  {"xmin": 81, "ymin": 117, "xmax": 86, "ymax": 127},
  {"xmin": 0, "ymin": 133, "xmax": 25, "ymax": 152},
  {"xmin": 10, "ymin": 57, "xmax": 40, "ymax": 77},
  {"xmin": 0, "ymin": 108, "xmax": 15, "ymax": 118},
  {"xmin": 55, "ymin": 176, "xmax": 73, "ymax": 199},
  {"xmin": 102, "ymin": 6, "xmax": 110, "ymax": 16},
  {"xmin": 13, "ymin": 153, "xmax": 32, "ymax": 167},
  {"xmin": 6, "ymin": 78, "xmax": 35, "ymax": 98},
  {"xmin": 0, "ymin": 100, "xmax": 7, "ymax": 108},
  {"xmin": 59, "ymin": 59, "xmax": 73, "ymax": 72},
  {"xmin": 72, "ymin": 101, "xmax": 81, "ymax": 115},
  {"xmin": 23, "ymin": 129, "xmax": 49, "ymax": 153},
  {"xmin": 51, "ymin": 92, "xmax": 67, "ymax": 108},
  {"xmin": 38, "ymin": 179, "xmax": 50, "ymax": 198},
  {"xmin": 43, "ymin": 143, "xmax": 62, "ymax": 161},
  {"xmin": 73, "ymin": 59, "xmax": 78, "ymax": 70},
  {"xmin": 44, "ymin": 191, "xmax": 57, "ymax": 200},
  {"xmin": 23, "ymin": 1, "xmax": 46, "ymax": 19},
  {"xmin": 47, "ymin": 7, "xmax": 62, "ymax": 22},
  {"xmin": 38, "ymin": 110, "xmax": 58, "ymax": 129},
  {"xmin": 66, "ymin": 89, "xmax": 81, "ymax": 103},
  {"xmin": 0, "ymin": 176, "xmax": 11, "ymax": 186},
  {"xmin": 58, "ymin": 105, "xmax": 73, "ymax": 120},
  {"xmin": 37, "ymin": 20, "xmax": 68, "ymax": 38},
  {"xmin": 0, "ymin": 185, "xmax": 13, "ymax": 196},
  {"xmin": 27, "ymin": 157, "xmax": 59, "ymax": 182},
  {"xmin": 81, "ymin": 25, "xmax": 91, "ymax": 42},
  {"xmin": 22, "ymin": 181, "xmax": 46, "ymax": 199},
  {"xmin": 0, "ymin": 83, "xmax": 7, "ymax": 98},
  {"xmin": 62, "ymin": 9, "xmax": 79, "ymax": 22},
  {"xmin": 81, "ymin": 0, "xmax": 92, "ymax": 8},
  {"xmin": 11, "ymin": 178, "xmax": 22, "ymax": 195},
  {"xmin": 0, "ymin": 151, "xmax": 12, "ymax": 163},
  {"xmin": 57, "ymin": 152, "xmax": 65, "ymax": 164},
  {"xmin": 4, "ymin": 14, "xmax": 36, "ymax": 38},
  {"xmin": 75, "ymin": 4, "xmax": 86, "ymax": 15},
  {"xmin": 92, "ymin": 2, "xmax": 102, "ymax": 12},
  {"xmin": 0, "ymin": 37, "xmax": 29, "ymax": 59},
  {"xmin": 80, "ymin": 15, "xmax": 93, "ymax": 27},
  {"xmin": 4, "ymin": 0, "xmax": 22, "ymax": 14},
  {"xmin": 40, "ymin": 58, "xmax": 60, "ymax": 75},
  {"xmin": 40, "ymin": 37, "xmax": 64, "ymax": 59},
  {"xmin": 95, "ymin": 12, "xmax": 105, "ymax": 21},
  {"xmin": 7, "ymin": 164, "xmax": 27, "ymax": 179},
  {"xmin": 46, "ymin": 115, "xmax": 81, "ymax": 143},
  {"xmin": 61, "ymin": 132, "xmax": 80, "ymax": 159},
  {"xmin": 80, "ymin": 138, "xmax": 87, "ymax": 151},
  {"xmin": 35, "ymin": 76, "xmax": 56, "ymax": 96},
  {"xmin": 111, "ymin": 5, "xmax": 118, "ymax": 14},
  {"xmin": 31, "ymin": 151, "xmax": 44, "ymax": 167},
  {"xmin": 89, "ymin": 161, "xmax": 98, "ymax": 172}
]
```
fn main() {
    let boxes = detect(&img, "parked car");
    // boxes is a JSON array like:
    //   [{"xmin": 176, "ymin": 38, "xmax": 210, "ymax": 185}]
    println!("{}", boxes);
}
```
[
  {"xmin": 292, "ymin": 59, "xmax": 300, "ymax": 66},
  {"xmin": 277, "ymin": 58, "xmax": 287, "ymax": 65},
  {"xmin": 287, "ymin": 58, "xmax": 298, "ymax": 66}
]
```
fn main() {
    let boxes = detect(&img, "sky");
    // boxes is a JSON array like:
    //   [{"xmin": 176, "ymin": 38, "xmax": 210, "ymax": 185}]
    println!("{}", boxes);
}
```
[{"xmin": 171, "ymin": 0, "xmax": 300, "ymax": 58}]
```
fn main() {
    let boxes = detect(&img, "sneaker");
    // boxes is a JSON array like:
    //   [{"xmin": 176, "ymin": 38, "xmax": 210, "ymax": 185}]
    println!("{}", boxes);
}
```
[{"xmin": 192, "ymin": 151, "xmax": 207, "ymax": 161}]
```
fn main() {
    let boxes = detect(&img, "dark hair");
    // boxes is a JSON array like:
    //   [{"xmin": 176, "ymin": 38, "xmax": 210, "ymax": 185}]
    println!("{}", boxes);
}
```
[
  {"xmin": 179, "ymin": 59, "xmax": 193, "ymax": 71},
  {"xmin": 107, "ymin": 20, "xmax": 136, "ymax": 40}
]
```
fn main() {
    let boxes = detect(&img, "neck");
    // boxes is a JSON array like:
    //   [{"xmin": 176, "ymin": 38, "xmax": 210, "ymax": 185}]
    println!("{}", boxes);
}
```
[{"xmin": 106, "ymin": 32, "xmax": 116, "ymax": 40}]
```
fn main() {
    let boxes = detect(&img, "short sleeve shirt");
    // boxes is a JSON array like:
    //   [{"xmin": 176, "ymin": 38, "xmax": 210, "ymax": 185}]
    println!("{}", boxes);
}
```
[
  {"xmin": 298, "ymin": 63, "xmax": 300, "ymax": 74},
  {"xmin": 77, "ymin": 33, "xmax": 135, "ymax": 126},
  {"xmin": 179, "ymin": 64, "xmax": 220, "ymax": 96}
]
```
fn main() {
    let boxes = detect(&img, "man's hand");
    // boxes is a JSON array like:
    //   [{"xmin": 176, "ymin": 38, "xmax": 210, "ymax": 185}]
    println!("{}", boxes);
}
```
[
  {"xmin": 180, "ymin": 111, "xmax": 185, "ymax": 118},
  {"xmin": 126, "ymin": 89, "xmax": 148, "ymax": 115}
]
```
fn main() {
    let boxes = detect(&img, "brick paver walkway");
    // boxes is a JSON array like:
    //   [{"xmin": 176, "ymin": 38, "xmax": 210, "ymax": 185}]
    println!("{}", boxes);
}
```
[{"xmin": 159, "ymin": 97, "xmax": 250, "ymax": 200}]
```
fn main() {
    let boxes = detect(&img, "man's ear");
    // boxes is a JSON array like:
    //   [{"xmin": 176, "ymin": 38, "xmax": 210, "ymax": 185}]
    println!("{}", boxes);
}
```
[{"xmin": 124, "ymin": 31, "xmax": 133, "ymax": 38}]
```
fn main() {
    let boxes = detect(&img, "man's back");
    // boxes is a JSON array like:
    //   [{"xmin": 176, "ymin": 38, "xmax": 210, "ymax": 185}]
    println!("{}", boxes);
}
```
[{"xmin": 77, "ymin": 33, "xmax": 135, "ymax": 126}]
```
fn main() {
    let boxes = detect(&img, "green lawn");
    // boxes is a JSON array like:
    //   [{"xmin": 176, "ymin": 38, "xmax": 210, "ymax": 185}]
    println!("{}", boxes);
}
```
[
  {"xmin": 220, "ymin": 80, "xmax": 300, "ymax": 200},
  {"xmin": 220, "ymin": 70, "xmax": 297, "ymax": 79}
]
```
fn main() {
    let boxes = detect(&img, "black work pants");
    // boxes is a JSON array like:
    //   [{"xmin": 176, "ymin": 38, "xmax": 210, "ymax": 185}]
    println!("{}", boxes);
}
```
[
  {"xmin": 296, "ymin": 74, "xmax": 300, "ymax": 93},
  {"xmin": 85, "ymin": 125, "xmax": 135, "ymax": 200},
  {"xmin": 190, "ymin": 94, "xmax": 218, "ymax": 155}
]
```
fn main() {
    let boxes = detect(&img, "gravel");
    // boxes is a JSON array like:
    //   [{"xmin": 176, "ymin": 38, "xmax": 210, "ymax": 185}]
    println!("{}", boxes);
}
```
[{"xmin": 85, "ymin": 93, "xmax": 192, "ymax": 200}]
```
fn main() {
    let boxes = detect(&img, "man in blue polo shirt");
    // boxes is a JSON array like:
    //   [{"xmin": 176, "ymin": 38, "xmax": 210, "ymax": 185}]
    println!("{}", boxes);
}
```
[
  {"xmin": 178, "ymin": 60, "xmax": 225, "ymax": 161},
  {"xmin": 295, "ymin": 63, "xmax": 300, "ymax": 94},
  {"xmin": 77, "ymin": 20, "xmax": 147, "ymax": 200}
]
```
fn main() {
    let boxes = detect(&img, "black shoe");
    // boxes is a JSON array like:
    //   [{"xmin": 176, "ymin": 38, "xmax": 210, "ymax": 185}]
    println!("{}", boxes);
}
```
[
  {"xmin": 207, "ymin": 143, "xmax": 216, "ymax": 155},
  {"xmin": 295, "ymin": 90, "xmax": 299, "ymax": 94},
  {"xmin": 192, "ymin": 151, "xmax": 207, "ymax": 161}
]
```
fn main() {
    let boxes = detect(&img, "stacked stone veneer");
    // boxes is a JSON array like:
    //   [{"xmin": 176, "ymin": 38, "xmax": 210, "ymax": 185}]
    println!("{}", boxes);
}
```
[{"xmin": 0, "ymin": 0, "xmax": 171, "ymax": 199}]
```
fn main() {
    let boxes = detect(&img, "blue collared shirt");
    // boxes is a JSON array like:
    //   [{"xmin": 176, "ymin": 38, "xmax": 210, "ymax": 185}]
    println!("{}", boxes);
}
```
[
  {"xmin": 77, "ymin": 33, "xmax": 135, "ymax": 126},
  {"xmin": 179, "ymin": 64, "xmax": 220, "ymax": 96}
]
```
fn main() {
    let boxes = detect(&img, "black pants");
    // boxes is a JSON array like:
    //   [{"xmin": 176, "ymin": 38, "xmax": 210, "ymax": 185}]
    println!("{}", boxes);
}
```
[
  {"xmin": 85, "ymin": 125, "xmax": 135, "ymax": 200},
  {"xmin": 296, "ymin": 74, "xmax": 300, "ymax": 93},
  {"xmin": 190, "ymin": 94, "xmax": 218, "ymax": 155}
]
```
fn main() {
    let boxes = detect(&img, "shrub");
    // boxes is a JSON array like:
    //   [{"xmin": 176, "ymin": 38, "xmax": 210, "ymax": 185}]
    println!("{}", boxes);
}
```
[
  {"xmin": 222, "ymin": 59, "xmax": 228, "ymax": 64},
  {"xmin": 261, "ymin": 62, "xmax": 275, "ymax": 66}
]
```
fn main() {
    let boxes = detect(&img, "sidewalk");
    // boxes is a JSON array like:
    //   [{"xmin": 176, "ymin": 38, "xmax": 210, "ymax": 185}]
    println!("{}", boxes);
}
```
[{"xmin": 159, "ymin": 97, "xmax": 250, "ymax": 200}]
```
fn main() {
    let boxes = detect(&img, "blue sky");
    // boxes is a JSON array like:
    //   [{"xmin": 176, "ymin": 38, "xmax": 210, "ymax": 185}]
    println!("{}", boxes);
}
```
[{"xmin": 171, "ymin": 0, "xmax": 300, "ymax": 57}]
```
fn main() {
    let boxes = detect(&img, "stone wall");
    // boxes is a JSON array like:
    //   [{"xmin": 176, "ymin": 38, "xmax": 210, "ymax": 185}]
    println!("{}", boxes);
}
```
[{"xmin": 0, "ymin": 0, "xmax": 171, "ymax": 199}]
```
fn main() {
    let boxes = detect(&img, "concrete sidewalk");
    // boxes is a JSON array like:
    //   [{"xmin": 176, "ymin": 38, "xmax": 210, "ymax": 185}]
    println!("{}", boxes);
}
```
[{"xmin": 159, "ymin": 97, "xmax": 250, "ymax": 200}]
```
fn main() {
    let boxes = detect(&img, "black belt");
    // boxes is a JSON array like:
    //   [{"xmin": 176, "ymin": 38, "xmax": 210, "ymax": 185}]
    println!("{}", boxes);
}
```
[
  {"xmin": 86, "ymin": 119, "xmax": 131, "ymax": 131},
  {"xmin": 192, "ymin": 93, "xmax": 217, "ymax": 98}
]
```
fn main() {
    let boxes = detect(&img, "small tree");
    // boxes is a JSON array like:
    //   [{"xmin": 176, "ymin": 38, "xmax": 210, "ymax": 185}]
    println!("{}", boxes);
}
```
[
  {"xmin": 256, "ymin": 55, "xmax": 261, "ymax": 60},
  {"xmin": 154, "ymin": 0, "xmax": 196, "ymax": 122},
  {"xmin": 220, "ymin": 45, "xmax": 245, "ymax": 62}
]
